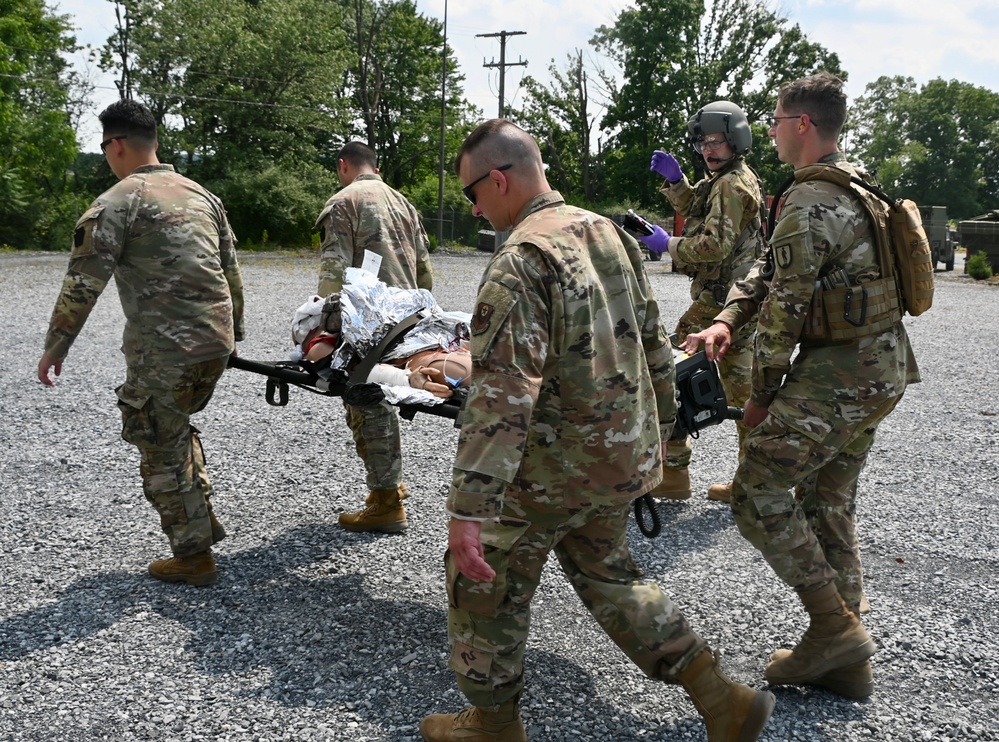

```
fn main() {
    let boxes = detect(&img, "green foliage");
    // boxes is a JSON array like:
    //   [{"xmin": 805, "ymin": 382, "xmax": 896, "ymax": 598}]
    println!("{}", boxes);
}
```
[
  {"xmin": 333, "ymin": 0, "xmax": 478, "ymax": 190},
  {"xmin": 0, "ymin": 0, "xmax": 82, "ymax": 250},
  {"xmin": 850, "ymin": 77, "xmax": 999, "ymax": 219},
  {"xmin": 966, "ymin": 251, "xmax": 994, "ymax": 280},
  {"xmin": 517, "ymin": 50, "xmax": 602, "ymax": 205},
  {"xmin": 207, "ymin": 162, "xmax": 338, "ymax": 248},
  {"xmin": 591, "ymin": 0, "xmax": 844, "ymax": 206}
]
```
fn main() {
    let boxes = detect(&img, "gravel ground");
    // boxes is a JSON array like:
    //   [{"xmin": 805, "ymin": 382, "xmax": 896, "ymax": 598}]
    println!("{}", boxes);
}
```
[{"xmin": 1, "ymin": 249, "xmax": 997, "ymax": 742}]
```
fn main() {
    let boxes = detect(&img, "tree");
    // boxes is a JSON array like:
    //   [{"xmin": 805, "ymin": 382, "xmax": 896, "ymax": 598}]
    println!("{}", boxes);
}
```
[
  {"xmin": 334, "ymin": 0, "xmax": 477, "ymax": 191},
  {"xmin": 0, "ymin": 0, "xmax": 84, "ymax": 250},
  {"xmin": 850, "ymin": 77, "xmax": 999, "ymax": 218},
  {"xmin": 97, "ymin": 0, "xmax": 475, "ymax": 245},
  {"xmin": 518, "ymin": 49, "xmax": 603, "ymax": 205},
  {"xmin": 592, "ymin": 0, "xmax": 844, "ymax": 207}
]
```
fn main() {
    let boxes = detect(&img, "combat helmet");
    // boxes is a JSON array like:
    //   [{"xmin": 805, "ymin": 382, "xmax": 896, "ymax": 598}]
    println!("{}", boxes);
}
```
[{"xmin": 687, "ymin": 101, "xmax": 752, "ymax": 156}]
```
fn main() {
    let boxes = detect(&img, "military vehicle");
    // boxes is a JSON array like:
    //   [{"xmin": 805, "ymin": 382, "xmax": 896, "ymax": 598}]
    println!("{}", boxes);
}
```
[
  {"xmin": 958, "ymin": 211, "xmax": 999, "ymax": 273},
  {"xmin": 918, "ymin": 205, "xmax": 956, "ymax": 271}
]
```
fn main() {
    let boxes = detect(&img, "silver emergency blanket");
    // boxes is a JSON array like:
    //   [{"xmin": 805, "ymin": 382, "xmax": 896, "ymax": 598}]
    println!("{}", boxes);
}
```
[{"xmin": 327, "ymin": 268, "xmax": 472, "ymax": 407}]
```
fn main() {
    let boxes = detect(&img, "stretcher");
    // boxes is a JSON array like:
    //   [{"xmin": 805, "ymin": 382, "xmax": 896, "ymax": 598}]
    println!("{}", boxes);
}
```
[{"xmin": 228, "ymin": 341, "xmax": 740, "ymax": 538}]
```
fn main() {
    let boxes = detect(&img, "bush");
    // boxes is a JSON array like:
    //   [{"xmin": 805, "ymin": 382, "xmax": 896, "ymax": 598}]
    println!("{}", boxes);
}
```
[{"xmin": 967, "ymin": 251, "xmax": 994, "ymax": 280}]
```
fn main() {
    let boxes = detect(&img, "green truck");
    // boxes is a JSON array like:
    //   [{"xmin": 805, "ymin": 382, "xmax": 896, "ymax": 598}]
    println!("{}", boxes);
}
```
[{"xmin": 918, "ymin": 205, "xmax": 956, "ymax": 271}]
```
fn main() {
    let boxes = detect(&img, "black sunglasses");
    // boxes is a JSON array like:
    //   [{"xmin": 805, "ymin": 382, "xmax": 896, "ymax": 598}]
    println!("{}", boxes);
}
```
[
  {"xmin": 100, "ymin": 135, "xmax": 129, "ymax": 153},
  {"xmin": 462, "ymin": 163, "xmax": 512, "ymax": 205}
]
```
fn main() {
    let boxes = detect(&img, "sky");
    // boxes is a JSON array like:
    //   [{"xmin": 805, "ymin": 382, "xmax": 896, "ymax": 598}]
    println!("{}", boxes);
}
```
[{"xmin": 54, "ymin": 0, "xmax": 999, "ymax": 153}]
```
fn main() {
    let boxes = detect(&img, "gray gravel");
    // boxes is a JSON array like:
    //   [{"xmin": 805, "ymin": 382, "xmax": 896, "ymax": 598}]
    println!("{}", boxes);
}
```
[{"xmin": 1, "ymin": 250, "xmax": 997, "ymax": 742}]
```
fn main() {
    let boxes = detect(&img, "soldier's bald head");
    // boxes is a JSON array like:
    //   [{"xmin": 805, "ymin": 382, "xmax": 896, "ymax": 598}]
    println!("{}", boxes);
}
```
[{"xmin": 455, "ymin": 120, "xmax": 544, "ymax": 179}]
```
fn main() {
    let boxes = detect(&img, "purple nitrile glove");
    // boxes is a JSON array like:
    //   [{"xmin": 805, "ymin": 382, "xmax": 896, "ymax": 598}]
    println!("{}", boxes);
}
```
[
  {"xmin": 639, "ymin": 225, "xmax": 671, "ymax": 254},
  {"xmin": 650, "ymin": 150, "xmax": 683, "ymax": 183}
]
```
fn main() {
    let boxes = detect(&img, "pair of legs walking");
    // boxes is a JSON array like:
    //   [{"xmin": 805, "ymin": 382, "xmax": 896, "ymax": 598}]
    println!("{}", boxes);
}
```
[
  {"xmin": 422, "ymin": 495, "xmax": 774, "ymax": 741},
  {"xmin": 118, "ymin": 357, "xmax": 229, "ymax": 586}
]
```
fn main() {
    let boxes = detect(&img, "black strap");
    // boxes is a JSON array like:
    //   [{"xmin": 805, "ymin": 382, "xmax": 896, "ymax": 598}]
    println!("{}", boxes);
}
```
[
  {"xmin": 634, "ymin": 493, "xmax": 662, "ymax": 538},
  {"xmin": 348, "ymin": 312, "xmax": 423, "ymax": 385}
]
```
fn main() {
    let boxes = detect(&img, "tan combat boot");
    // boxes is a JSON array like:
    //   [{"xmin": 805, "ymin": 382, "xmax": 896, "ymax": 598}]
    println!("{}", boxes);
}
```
[
  {"xmin": 678, "ymin": 649, "xmax": 775, "ymax": 742},
  {"xmin": 769, "ymin": 649, "xmax": 873, "ymax": 698},
  {"xmin": 419, "ymin": 700, "xmax": 526, "ymax": 742},
  {"xmin": 338, "ymin": 483, "xmax": 409, "ymax": 533},
  {"xmin": 859, "ymin": 594, "xmax": 871, "ymax": 615},
  {"xmin": 706, "ymin": 481, "xmax": 732, "ymax": 502},
  {"xmin": 148, "ymin": 549, "xmax": 218, "ymax": 586},
  {"xmin": 765, "ymin": 582, "xmax": 876, "ymax": 685},
  {"xmin": 648, "ymin": 467, "xmax": 691, "ymax": 500}
]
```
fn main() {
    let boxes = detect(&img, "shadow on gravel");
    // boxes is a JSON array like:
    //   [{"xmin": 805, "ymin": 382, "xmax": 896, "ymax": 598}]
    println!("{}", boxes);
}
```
[
  {"xmin": 0, "ymin": 521, "xmax": 771, "ymax": 739},
  {"xmin": 628, "ymin": 500, "xmax": 735, "ymax": 569},
  {"xmin": 0, "ymin": 571, "xmax": 143, "ymax": 661}
]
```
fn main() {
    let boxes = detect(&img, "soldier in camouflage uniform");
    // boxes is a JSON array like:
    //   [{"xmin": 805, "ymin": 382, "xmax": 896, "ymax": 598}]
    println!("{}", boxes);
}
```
[
  {"xmin": 639, "ymin": 101, "xmax": 765, "ymax": 502},
  {"xmin": 684, "ymin": 73, "xmax": 920, "ymax": 698},
  {"xmin": 419, "ymin": 119, "xmax": 775, "ymax": 742},
  {"xmin": 314, "ymin": 141, "xmax": 433, "ymax": 534},
  {"xmin": 36, "ymin": 100, "xmax": 244, "ymax": 587}
]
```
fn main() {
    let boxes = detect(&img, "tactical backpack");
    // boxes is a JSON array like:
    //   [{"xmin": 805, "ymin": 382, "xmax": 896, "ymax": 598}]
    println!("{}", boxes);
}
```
[{"xmin": 773, "ymin": 165, "xmax": 934, "ymax": 319}]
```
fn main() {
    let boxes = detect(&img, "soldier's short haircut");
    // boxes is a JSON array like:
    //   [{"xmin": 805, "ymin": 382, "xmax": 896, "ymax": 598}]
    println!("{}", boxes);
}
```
[
  {"xmin": 338, "ymin": 141, "xmax": 378, "ymax": 170},
  {"xmin": 454, "ymin": 119, "xmax": 541, "ymax": 176},
  {"xmin": 778, "ymin": 71, "xmax": 847, "ymax": 139},
  {"xmin": 98, "ymin": 99, "xmax": 158, "ymax": 150}
]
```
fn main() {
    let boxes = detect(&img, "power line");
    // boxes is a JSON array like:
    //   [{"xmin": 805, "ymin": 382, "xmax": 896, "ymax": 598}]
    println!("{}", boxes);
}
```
[
  {"xmin": 1, "ymin": 74, "xmax": 470, "ymax": 124},
  {"xmin": 476, "ymin": 31, "xmax": 527, "ymax": 118}
]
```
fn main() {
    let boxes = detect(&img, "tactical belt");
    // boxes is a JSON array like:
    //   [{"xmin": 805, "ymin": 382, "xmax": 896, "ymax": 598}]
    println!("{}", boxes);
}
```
[{"xmin": 802, "ymin": 277, "xmax": 902, "ymax": 343}]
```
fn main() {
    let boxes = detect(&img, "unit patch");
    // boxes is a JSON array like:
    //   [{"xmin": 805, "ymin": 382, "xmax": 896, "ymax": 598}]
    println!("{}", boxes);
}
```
[
  {"xmin": 775, "ymin": 244, "xmax": 793, "ymax": 269},
  {"xmin": 471, "ymin": 302, "xmax": 495, "ymax": 334}
]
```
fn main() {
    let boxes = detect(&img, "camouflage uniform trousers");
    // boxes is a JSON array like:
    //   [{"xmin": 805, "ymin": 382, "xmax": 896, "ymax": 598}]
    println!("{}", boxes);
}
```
[
  {"xmin": 116, "ymin": 356, "xmax": 229, "ymax": 558},
  {"xmin": 666, "ymin": 299, "xmax": 754, "ymax": 470},
  {"xmin": 344, "ymin": 401, "xmax": 403, "ymax": 490},
  {"xmin": 730, "ymin": 394, "xmax": 901, "ymax": 612},
  {"xmin": 446, "ymin": 496, "xmax": 706, "ymax": 709}
]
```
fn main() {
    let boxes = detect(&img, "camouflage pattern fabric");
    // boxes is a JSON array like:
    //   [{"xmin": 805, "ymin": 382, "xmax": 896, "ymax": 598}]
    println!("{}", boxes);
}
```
[
  {"xmin": 344, "ymin": 401, "xmax": 403, "ymax": 490},
  {"xmin": 447, "ymin": 501, "xmax": 705, "ymax": 708},
  {"xmin": 660, "ymin": 158, "xmax": 762, "ymax": 470},
  {"xmin": 661, "ymin": 157, "xmax": 764, "ymax": 308},
  {"xmin": 117, "ymin": 357, "xmax": 229, "ymax": 557},
  {"xmin": 446, "ymin": 192, "xmax": 707, "ymax": 707},
  {"xmin": 314, "ymin": 173, "xmax": 432, "ymax": 489},
  {"xmin": 315, "ymin": 173, "xmax": 433, "ymax": 296},
  {"xmin": 715, "ymin": 152, "xmax": 920, "ymax": 600},
  {"xmin": 42, "ymin": 164, "xmax": 244, "ymax": 559},
  {"xmin": 44, "ymin": 164, "xmax": 244, "ymax": 364}
]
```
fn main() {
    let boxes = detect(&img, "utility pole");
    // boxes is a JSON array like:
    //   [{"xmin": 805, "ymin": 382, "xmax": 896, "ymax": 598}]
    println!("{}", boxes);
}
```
[
  {"xmin": 477, "ymin": 31, "xmax": 527, "ymax": 118},
  {"xmin": 436, "ymin": 0, "xmax": 448, "ymax": 248}
]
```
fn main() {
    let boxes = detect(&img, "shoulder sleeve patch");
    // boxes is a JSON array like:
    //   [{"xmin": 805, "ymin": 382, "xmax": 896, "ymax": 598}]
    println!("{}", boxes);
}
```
[
  {"xmin": 469, "ymin": 279, "xmax": 519, "ymax": 362},
  {"xmin": 769, "ymin": 206, "xmax": 815, "ymax": 276},
  {"xmin": 71, "ymin": 204, "xmax": 106, "ymax": 258}
]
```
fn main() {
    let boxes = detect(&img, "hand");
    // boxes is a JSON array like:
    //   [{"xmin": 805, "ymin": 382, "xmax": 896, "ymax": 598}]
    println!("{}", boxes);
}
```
[
  {"xmin": 742, "ymin": 399, "xmax": 770, "ymax": 429},
  {"xmin": 410, "ymin": 366, "xmax": 453, "ymax": 399},
  {"xmin": 651, "ymin": 150, "xmax": 683, "ymax": 183},
  {"xmin": 37, "ymin": 352, "xmax": 62, "ymax": 387},
  {"xmin": 639, "ymin": 225, "xmax": 671, "ymax": 254},
  {"xmin": 448, "ymin": 518, "xmax": 496, "ymax": 583},
  {"xmin": 682, "ymin": 321, "xmax": 732, "ymax": 361}
]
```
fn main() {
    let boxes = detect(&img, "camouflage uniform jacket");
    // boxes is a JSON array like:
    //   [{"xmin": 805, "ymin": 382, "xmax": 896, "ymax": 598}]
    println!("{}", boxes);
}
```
[
  {"xmin": 661, "ymin": 157, "xmax": 764, "ymax": 307},
  {"xmin": 447, "ymin": 191, "xmax": 677, "ymax": 521},
  {"xmin": 44, "ymin": 164, "xmax": 245, "ymax": 366},
  {"xmin": 716, "ymin": 152, "xmax": 920, "ymax": 408},
  {"xmin": 315, "ymin": 173, "xmax": 433, "ymax": 295}
]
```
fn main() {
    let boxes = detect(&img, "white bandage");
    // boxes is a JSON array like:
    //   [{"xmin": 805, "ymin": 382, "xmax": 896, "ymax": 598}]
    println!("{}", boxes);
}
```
[{"xmin": 366, "ymin": 364, "xmax": 411, "ymax": 388}]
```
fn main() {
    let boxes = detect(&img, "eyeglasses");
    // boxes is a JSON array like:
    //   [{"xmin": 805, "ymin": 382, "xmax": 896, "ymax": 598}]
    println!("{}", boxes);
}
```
[
  {"xmin": 462, "ymin": 163, "xmax": 512, "ymax": 205},
  {"xmin": 100, "ymin": 135, "xmax": 128, "ymax": 153},
  {"xmin": 767, "ymin": 114, "xmax": 799, "ymax": 127},
  {"xmin": 693, "ymin": 137, "xmax": 727, "ymax": 154}
]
